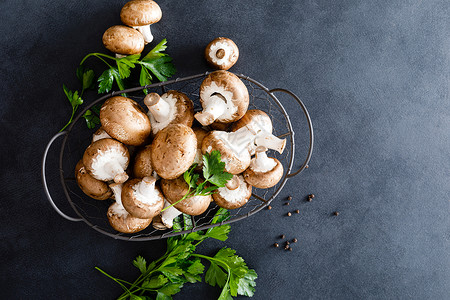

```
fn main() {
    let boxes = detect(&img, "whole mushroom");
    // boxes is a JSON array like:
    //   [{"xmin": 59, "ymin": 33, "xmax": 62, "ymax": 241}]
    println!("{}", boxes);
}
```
[
  {"xmin": 212, "ymin": 175, "xmax": 252, "ymax": 209},
  {"xmin": 144, "ymin": 91, "xmax": 194, "ymax": 135},
  {"xmin": 152, "ymin": 200, "xmax": 182, "ymax": 230},
  {"xmin": 107, "ymin": 183, "xmax": 152, "ymax": 233},
  {"xmin": 120, "ymin": 0, "xmax": 162, "ymax": 44},
  {"xmin": 82, "ymin": 138, "xmax": 130, "ymax": 183},
  {"xmin": 195, "ymin": 71, "xmax": 249, "ymax": 126},
  {"xmin": 121, "ymin": 177, "xmax": 164, "ymax": 219},
  {"xmin": 231, "ymin": 109, "xmax": 286, "ymax": 154},
  {"xmin": 201, "ymin": 127, "xmax": 255, "ymax": 174},
  {"xmin": 100, "ymin": 96, "xmax": 151, "ymax": 146},
  {"xmin": 75, "ymin": 160, "xmax": 112, "ymax": 200},
  {"xmin": 150, "ymin": 124, "xmax": 197, "ymax": 179},
  {"xmin": 243, "ymin": 147, "xmax": 284, "ymax": 189},
  {"xmin": 102, "ymin": 25, "xmax": 145, "ymax": 58},
  {"xmin": 205, "ymin": 37, "xmax": 239, "ymax": 70}
]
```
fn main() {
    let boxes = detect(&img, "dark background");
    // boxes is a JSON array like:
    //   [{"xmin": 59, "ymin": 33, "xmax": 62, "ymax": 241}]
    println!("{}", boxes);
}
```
[{"xmin": 1, "ymin": 0, "xmax": 449, "ymax": 299}]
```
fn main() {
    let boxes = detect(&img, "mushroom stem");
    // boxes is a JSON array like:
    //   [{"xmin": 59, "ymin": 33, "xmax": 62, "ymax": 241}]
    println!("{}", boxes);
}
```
[
  {"xmin": 135, "ymin": 176, "xmax": 157, "ymax": 196},
  {"xmin": 115, "ymin": 54, "xmax": 127, "ymax": 58},
  {"xmin": 160, "ymin": 199, "xmax": 182, "ymax": 228},
  {"xmin": 254, "ymin": 132, "xmax": 286, "ymax": 154},
  {"xmin": 252, "ymin": 148, "xmax": 277, "ymax": 172},
  {"xmin": 144, "ymin": 93, "xmax": 171, "ymax": 123},
  {"xmin": 104, "ymin": 161, "xmax": 129, "ymax": 183},
  {"xmin": 225, "ymin": 126, "xmax": 255, "ymax": 154},
  {"xmin": 133, "ymin": 25, "xmax": 153, "ymax": 44},
  {"xmin": 195, "ymin": 95, "xmax": 227, "ymax": 126},
  {"xmin": 225, "ymin": 175, "xmax": 240, "ymax": 190}
]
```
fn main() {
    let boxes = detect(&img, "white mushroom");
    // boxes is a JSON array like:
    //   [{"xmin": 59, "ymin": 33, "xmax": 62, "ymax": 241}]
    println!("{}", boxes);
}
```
[
  {"xmin": 152, "ymin": 199, "xmax": 182, "ymax": 230},
  {"xmin": 243, "ymin": 147, "xmax": 284, "ymax": 189},
  {"xmin": 212, "ymin": 175, "xmax": 252, "ymax": 209},
  {"xmin": 121, "ymin": 177, "xmax": 164, "ymax": 219},
  {"xmin": 205, "ymin": 37, "xmax": 239, "ymax": 70},
  {"xmin": 92, "ymin": 127, "xmax": 112, "ymax": 143},
  {"xmin": 120, "ymin": 0, "xmax": 162, "ymax": 44}
]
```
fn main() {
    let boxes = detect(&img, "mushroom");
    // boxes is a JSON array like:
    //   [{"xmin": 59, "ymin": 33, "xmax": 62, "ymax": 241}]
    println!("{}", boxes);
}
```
[
  {"xmin": 243, "ymin": 147, "xmax": 284, "ymax": 189},
  {"xmin": 92, "ymin": 127, "xmax": 112, "ymax": 143},
  {"xmin": 102, "ymin": 25, "xmax": 145, "ymax": 58},
  {"xmin": 231, "ymin": 109, "xmax": 286, "ymax": 154},
  {"xmin": 82, "ymin": 138, "xmax": 130, "ymax": 183},
  {"xmin": 152, "ymin": 199, "xmax": 182, "ymax": 230},
  {"xmin": 158, "ymin": 176, "xmax": 211, "ymax": 226},
  {"xmin": 120, "ymin": 0, "xmax": 162, "ymax": 44},
  {"xmin": 100, "ymin": 96, "xmax": 151, "ymax": 146},
  {"xmin": 205, "ymin": 37, "xmax": 239, "ymax": 70},
  {"xmin": 133, "ymin": 145, "xmax": 153, "ymax": 178},
  {"xmin": 212, "ymin": 175, "xmax": 252, "ymax": 209},
  {"xmin": 201, "ymin": 127, "xmax": 255, "ymax": 174},
  {"xmin": 194, "ymin": 71, "xmax": 249, "ymax": 126},
  {"xmin": 144, "ymin": 91, "xmax": 194, "ymax": 135},
  {"xmin": 150, "ymin": 124, "xmax": 197, "ymax": 179},
  {"xmin": 107, "ymin": 183, "xmax": 152, "ymax": 233},
  {"xmin": 192, "ymin": 127, "xmax": 209, "ymax": 168},
  {"xmin": 121, "ymin": 177, "xmax": 164, "ymax": 219},
  {"xmin": 75, "ymin": 160, "xmax": 112, "ymax": 200}
]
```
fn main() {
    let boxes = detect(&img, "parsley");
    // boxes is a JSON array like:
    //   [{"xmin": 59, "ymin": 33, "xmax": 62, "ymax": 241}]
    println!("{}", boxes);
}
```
[
  {"xmin": 162, "ymin": 150, "xmax": 234, "ymax": 212},
  {"xmin": 82, "ymin": 103, "xmax": 101, "ymax": 129},
  {"xmin": 59, "ymin": 84, "xmax": 83, "ymax": 132},
  {"xmin": 95, "ymin": 209, "xmax": 257, "ymax": 300}
]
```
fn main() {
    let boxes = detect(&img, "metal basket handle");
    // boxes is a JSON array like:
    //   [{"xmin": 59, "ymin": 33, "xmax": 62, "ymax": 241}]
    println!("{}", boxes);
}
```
[
  {"xmin": 42, "ymin": 131, "xmax": 83, "ymax": 222},
  {"xmin": 269, "ymin": 88, "xmax": 314, "ymax": 178}
]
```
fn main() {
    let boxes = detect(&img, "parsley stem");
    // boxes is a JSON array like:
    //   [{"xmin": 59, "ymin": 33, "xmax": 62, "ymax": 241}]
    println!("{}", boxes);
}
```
[
  {"xmin": 95, "ymin": 267, "xmax": 133, "ymax": 296},
  {"xmin": 59, "ymin": 106, "xmax": 77, "ymax": 132},
  {"xmin": 191, "ymin": 254, "xmax": 231, "ymax": 291},
  {"xmin": 80, "ymin": 52, "xmax": 116, "ymax": 67},
  {"xmin": 160, "ymin": 189, "xmax": 196, "ymax": 212}
]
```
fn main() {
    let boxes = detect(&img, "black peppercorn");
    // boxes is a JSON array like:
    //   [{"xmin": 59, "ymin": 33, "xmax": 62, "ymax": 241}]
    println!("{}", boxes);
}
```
[
  {"xmin": 286, "ymin": 241, "xmax": 290, "ymax": 245},
  {"xmin": 333, "ymin": 211, "xmax": 339, "ymax": 216},
  {"xmin": 292, "ymin": 238, "xmax": 297, "ymax": 243},
  {"xmin": 295, "ymin": 209, "xmax": 300, "ymax": 214},
  {"xmin": 284, "ymin": 245, "xmax": 289, "ymax": 250},
  {"xmin": 274, "ymin": 243, "xmax": 279, "ymax": 248},
  {"xmin": 309, "ymin": 194, "xmax": 315, "ymax": 199},
  {"xmin": 280, "ymin": 234, "xmax": 285, "ymax": 239},
  {"xmin": 285, "ymin": 202, "xmax": 290, "ymax": 206},
  {"xmin": 287, "ymin": 196, "xmax": 292, "ymax": 201},
  {"xmin": 305, "ymin": 165, "xmax": 309, "ymax": 169},
  {"xmin": 267, "ymin": 206, "xmax": 272, "ymax": 210},
  {"xmin": 289, "ymin": 248, "xmax": 293, "ymax": 251},
  {"xmin": 287, "ymin": 212, "xmax": 292, "ymax": 217}
]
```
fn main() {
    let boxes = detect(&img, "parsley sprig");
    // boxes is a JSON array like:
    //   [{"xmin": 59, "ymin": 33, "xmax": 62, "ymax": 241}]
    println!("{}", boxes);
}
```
[
  {"xmin": 96, "ymin": 209, "xmax": 257, "ymax": 299},
  {"xmin": 162, "ymin": 150, "xmax": 234, "ymax": 212}
]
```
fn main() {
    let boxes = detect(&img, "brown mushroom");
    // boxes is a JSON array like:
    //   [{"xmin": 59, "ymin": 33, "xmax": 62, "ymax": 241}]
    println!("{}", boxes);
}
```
[
  {"xmin": 243, "ymin": 147, "xmax": 284, "ymax": 188},
  {"xmin": 201, "ymin": 128, "xmax": 254, "ymax": 174},
  {"xmin": 144, "ymin": 91, "xmax": 194, "ymax": 135},
  {"xmin": 150, "ymin": 124, "xmax": 197, "ymax": 179},
  {"xmin": 231, "ymin": 109, "xmax": 286, "ymax": 154},
  {"xmin": 121, "ymin": 177, "xmax": 164, "ymax": 219},
  {"xmin": 133, "ymin": 145, "xmax": 153, "ymax": 178},
  {"xmin": 102, "ymin": 25, "xmax": 145, "ymax": 57},
  {"xmin": 120, "ymin": 0, "xmax": 162, "ymax": 44},
  {"xmin": 82, "ymin": 138, "xmax": 130, "ymax": 183},
  {"xmin": 195, "ymin": 71, "xmax": 249, "ymax": 126},
  {"xmin": 212, "ymin": 175, "xmax": 252, "ymax": 209},
  {"xmin": 205, "ymin": 37, "xmax": 239, "ymax": 70},
  {"xmin": 75, "ymin": 160, "xmax": 112, "ymax": 200},
  {"xmin": 192, "ymin": 127, "xmax": 209, "ymax": 168},
  {"xmin": 100, "ymin": 96, "xmax": 151, "ymax": 146},
  {"xmin": 107, "ymin": 183, "xmax": 152, "ymax": 233},
  {"xmin": 152, "ymin": 199, "xmax": 183, "ymax": 230},
  {"xmin": 92, "ymin": 127, "xmax": 112, "ymax": 143}
]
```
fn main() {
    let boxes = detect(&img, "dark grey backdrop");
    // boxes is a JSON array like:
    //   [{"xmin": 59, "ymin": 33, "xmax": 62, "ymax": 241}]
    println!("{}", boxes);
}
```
[{"xmin": 1, "ymin": 0, "xmax": 449, "ymax": 299}]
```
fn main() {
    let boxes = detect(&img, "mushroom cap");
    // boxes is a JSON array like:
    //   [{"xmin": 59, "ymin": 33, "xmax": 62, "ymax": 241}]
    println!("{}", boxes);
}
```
[
  {"xmin": 160, "ymin": 176, "xmax": 211, "ymax": 215},
  {"xmin": 107, "ymin": 202, "xmax": 152, "ymax": 233},
  {"xmin": 243, "ymin": 157, "xmax": 284, "ymax": 189},
  {"xmin": 121, "ymin": 178, "xmax": 165, "ymax": 219},
  {"xmin": 209, "ymin": 121, "xmax": 231, "ymax": 131},
  {"xmin": 120, "ymin": 0, "xmax": 162, "ymax": 26},
  {"xmin": 92, "ymin": 127, "xmax": 112, "ymax": 143},
  {"xmin": 192, "ymin": 127, "xmax": 209, "ymax": 169},
  {"xmin": 212, "ymin": 175, "xmax": 252, "ymax": 209},
  {"xmin": 102, "ymin": 25, "xmax": 145, "ymax": 55},
  {"xmin": 82, "ymin": 138, "xmax": 130, "ymax": 182},
  {"xmin": 205, "ymin": 37, "xmax": 239, "ymax": 70},
  {"xmin": 133, "ymin": 145, "xmax": 153, "ymax": 178},
  {"xmin": 201, "ymin": 131, "xmax": 251, "ymax": 175},
  {"xmin": 199, "ymin": 70, "xmax": 249, "ymax": 124},
  {"xmin": 75, "ymin": 160, "xmax": 112, "ymax": 200},
  {"xmin": 147, "ymin": 91, "xmax": 194, "ymax": 135},
  {"xmin": 231, "ymin": 109, "xmax": 273, "ymax": 134},
  {"xmin": 100, "ymin": 96, "xmax": 151, "ymax": 146},
  {"xmin": 150, "ymin": 124, "xmax": 197, "ymax": 179}
]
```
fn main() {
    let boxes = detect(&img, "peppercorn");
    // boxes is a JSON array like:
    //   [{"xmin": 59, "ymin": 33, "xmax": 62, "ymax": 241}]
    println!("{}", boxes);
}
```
[
  {"xmin": 287, "ymin": 212, "xmax": 292, "ymax": 217},
  {"xmin": 289, "ymin": 248, "xmax": 293, "ymax": 251},
  {"xmin": 284, "ymin": 245, "xmax": 289, "ymax": 250},
  {"xmin": 285, "ymin": 202, "xmax": 290, "ymax": 206},
  {"xmin": 305, "ymin": 165, "xmax": 309, "ymax": 169},
  {"xmin": 280, "ymin": 234, "xmax": 285, "ymax": 239},
  {"xmin": 286, "ymin": 241, "xmax": 290, "ymax": 245},
  {"xmin": 267, "ymin": 205, "xmax": 272, "ymax": 210},
  {"xmin": 292, "ymin": 238, "xmax": 297, "ymax": 243},
  {"xmin": 274, "ymin": 243, "xmax": 279, "ymax": 248},
  {"xmin": 333, "ymin": 211, "xmax": 339, "ymax": 216},
  {"xmin": 307, "ymin": 196, "xmax": 312, "ymax": 202},
  {"xmin": 287, "ymin": 196, "xmax": 292, "ymax": 201},
  {"xmin": 295, "ymin": 209, "xmax": 300, "ymax": 214},
  {"xmin": 309, "ymin": 194, "xmax": 315, "ymax": 199}
]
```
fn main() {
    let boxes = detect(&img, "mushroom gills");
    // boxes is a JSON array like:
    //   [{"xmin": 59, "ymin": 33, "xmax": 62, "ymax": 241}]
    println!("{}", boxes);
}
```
[
  {"xmin": 208, "ymin": 41, "xmax": 233, "ymax": 66},
  {"xmin": 145, "ymin": 92, "xmax": 178, "ymax": 133},
  {"xmin": 109, "ymin": 183, "xmax": 129, "ymax": 217},
  {"xmin": 132, "ymin": 177, "xmax": 161, "ymax": 205},
  {"xmin": 217, "ymin": 175, "xmax": 249, "ymax": 203},
  {"xmin": 133, "ymin": 25, "xmax": 153, "ymax": 44},
  {"xmin": 251, "ymin": 148, "xmax": 277, "ymax": 173},
  {"xmin": 91, "ymin": 148, "xmax": 129, "ymax": 183}
]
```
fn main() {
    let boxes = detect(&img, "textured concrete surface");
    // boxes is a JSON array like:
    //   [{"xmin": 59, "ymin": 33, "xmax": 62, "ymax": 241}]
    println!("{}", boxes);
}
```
[{"xmin": 0, "ymin": 0, "xmax": 449, "ymax": 299}]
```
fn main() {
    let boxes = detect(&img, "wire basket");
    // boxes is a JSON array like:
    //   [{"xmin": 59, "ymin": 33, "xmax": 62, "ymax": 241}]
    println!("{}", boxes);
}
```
[{"xmin": 42, "ymin": 72, "xmax": 314, "ymax": 241}]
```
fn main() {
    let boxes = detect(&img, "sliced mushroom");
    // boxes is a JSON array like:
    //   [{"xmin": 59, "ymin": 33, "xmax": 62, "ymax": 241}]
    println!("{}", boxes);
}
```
[
  {"xmin": 83, "ymin": 138, "xmax": 130, "ymax": 183},
  {"xmin": 121, "ymin": 177, "xmax": 164, "ymax": 219},
  {"xmin": 152, "ymin": 199, "xmax": 182, "ymax": 230},
  {"xmin": 120, "ymin": 0, "xmax": 162, "ymax": 44},
  {"xmin": 100, "ymin": 96, "xmax": 151, "ymax": 146},
  {"xmin": 195, "ymin": 71, "xmax": 249, "ymax": 126},
  {"xmin": 201, "ymin": 127, "xmax": 254, "ymax": 174},
  {"xmin": 192, "ymin": 127, "xmax": 209, "ymax": 168},
  {"xmin": 150, "ymin": 124, "xmax": 197, "ymax": 179},
  {"xmin": 205, "ymin": 37, "xmax": 239, "ymax": 70},
  {"xmin": 212, "ymin": 175, "xmax": 252, "ymax": 209},
  {"xmin": 133, "ymin": 145, "xmax": 153, "ymax": 178},
  {"xmin": 75, "ymin": 160, "xmax": 112, "ymax": 200},
  {"xmin": 243, "ymin": 147, "xmax": 284, "ymax": 189},
  {"xmin": 92, "ymin": 127, "xmax": 112, "ymax": 143},
  {"xmin": 144, "ymin": 91, "xmax": 194, "ymax": 135},
  {"xmin": 107, "ymin": 183, "xmax": 152, "ymax": 233},
  {"xmin": 231, "ymin": 109, "xmax": 286, "ymax": 154},
  {"xmin": 102, "ymin": 25, "xmax": 145, "ymax": 57}
]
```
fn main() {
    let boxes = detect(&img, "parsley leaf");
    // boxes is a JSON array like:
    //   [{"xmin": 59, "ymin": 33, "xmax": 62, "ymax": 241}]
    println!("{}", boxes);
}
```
[
  {"xmin": 59, "ymin": 84, "xmax": 83, "ymax": 132},
  {"xmin": 205, "ymin": 262, "xmax": 228, "ymax": 288},
  {"xmin": 133, "ymin": 256, "xmax": 148, "ymax": 274},
  {"xmin": 116, "ymin": 54, "xmax": 140, "ymax": 79},
  {"xmin": 76, "ymin": 65, "xmax": 95, "ymax": 93},
  {"xmin": 82, "ymin": 109, "xmax": 100, "ymax": 129},
  {"xmin": 142, "ymin": 275, "xmax": 168, "ymax": 289},
  {"xmin": 139, "ymin": 65, "xmax": 152, "ymax": 94}
]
